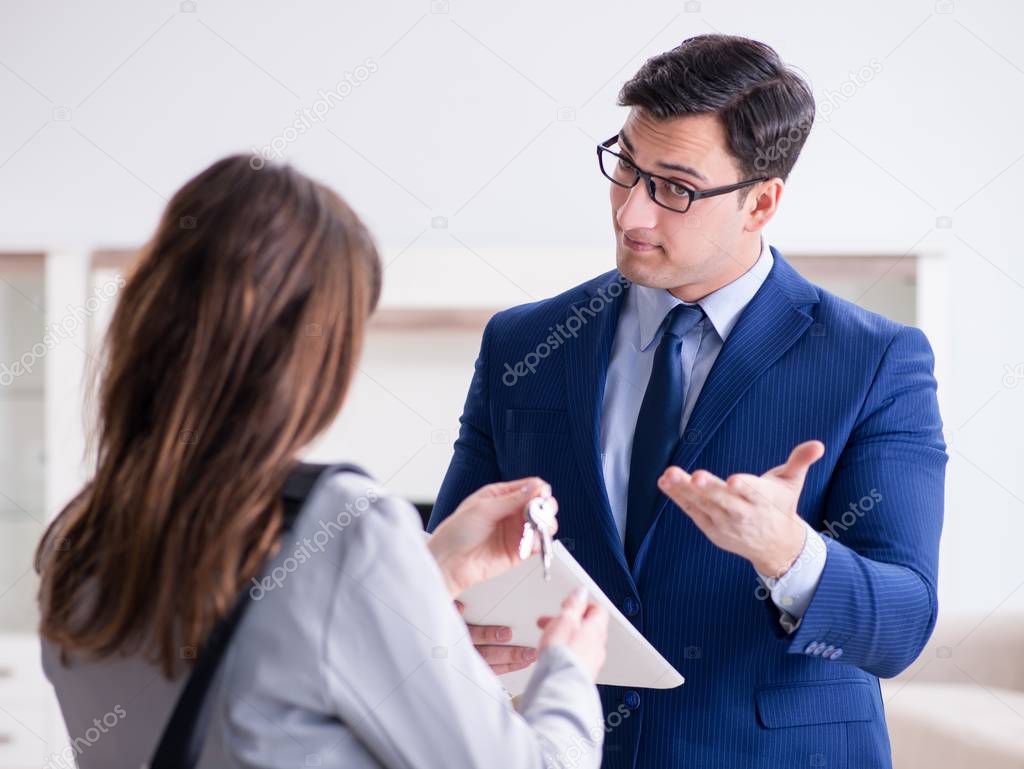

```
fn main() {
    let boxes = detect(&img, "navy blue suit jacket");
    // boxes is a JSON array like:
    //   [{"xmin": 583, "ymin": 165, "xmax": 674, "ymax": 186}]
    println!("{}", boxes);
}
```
[{"xmin": 428, "ymin": 249, "xmax": 946, "ymax": 769}]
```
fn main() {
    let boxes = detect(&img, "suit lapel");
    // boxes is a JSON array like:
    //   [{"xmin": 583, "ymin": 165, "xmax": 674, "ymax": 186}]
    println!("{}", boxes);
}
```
[
  {"xmin": 563, "ymin": 271, "xmax": 633, "ymax": 578},
  {"xmin": 632, "ymin": 251, "xmax": 820, "ymax": 576}
]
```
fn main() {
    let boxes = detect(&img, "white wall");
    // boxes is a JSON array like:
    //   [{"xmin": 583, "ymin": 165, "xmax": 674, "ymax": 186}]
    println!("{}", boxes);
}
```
[{"xmin": 1, "ymin": 0, "xmax": 1022, "ymax": 621}]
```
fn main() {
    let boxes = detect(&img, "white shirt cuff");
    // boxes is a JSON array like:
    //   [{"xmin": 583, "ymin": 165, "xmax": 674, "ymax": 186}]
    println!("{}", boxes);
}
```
[{"xmin": 756, "ymin": 521, "xmax": 827, "ymax": 634}]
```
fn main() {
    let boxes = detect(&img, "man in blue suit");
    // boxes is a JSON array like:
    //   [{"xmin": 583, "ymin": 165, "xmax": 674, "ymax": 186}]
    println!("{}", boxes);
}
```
[{"xmin": 428, "ymin": 34, "xmax": 945, "ymax": 769}]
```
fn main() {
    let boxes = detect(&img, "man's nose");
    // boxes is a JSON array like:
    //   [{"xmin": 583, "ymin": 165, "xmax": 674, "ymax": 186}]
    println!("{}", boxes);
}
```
[{"xmin": 616, "ymin": 182, "xmax": 660, "ymax": 232}]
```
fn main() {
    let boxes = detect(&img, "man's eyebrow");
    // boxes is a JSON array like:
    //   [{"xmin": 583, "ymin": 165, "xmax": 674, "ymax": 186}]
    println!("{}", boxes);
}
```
[
  {"xmin": 618, "ymin": 129, "xmax": 709, "ymax": 183},
  {"xmin": 619, "ymin": 130, "xmax": 636, "ymax": 154},
  {"xmin": 656, "ymin": 160, "xmax": 708, "ymax": 183}
]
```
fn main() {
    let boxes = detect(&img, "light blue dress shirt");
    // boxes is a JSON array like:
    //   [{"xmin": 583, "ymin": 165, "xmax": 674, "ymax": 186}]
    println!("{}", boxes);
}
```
[{"xmin": 599, "ymin": 237, "xmax": 826, "ymax": 632}]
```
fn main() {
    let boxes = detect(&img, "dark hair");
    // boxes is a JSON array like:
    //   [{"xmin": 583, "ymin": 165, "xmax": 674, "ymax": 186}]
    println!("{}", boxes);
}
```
[
  {"xmin": 36, "ymin": 155, "xmax": 381, "ymax": 677},
  {"xmin": 618, "ymin": 34, "xmax": 815, "ymax": 184}
]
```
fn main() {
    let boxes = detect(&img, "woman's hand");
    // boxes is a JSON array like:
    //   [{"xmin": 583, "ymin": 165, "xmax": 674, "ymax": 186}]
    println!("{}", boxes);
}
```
[
  {"xmin": 536, "ymin": 588, "xmax": 609, "ymax": 682},
  {"xmin": 428, "ymin": 477, "xmax": 557, "ymax": 597}
]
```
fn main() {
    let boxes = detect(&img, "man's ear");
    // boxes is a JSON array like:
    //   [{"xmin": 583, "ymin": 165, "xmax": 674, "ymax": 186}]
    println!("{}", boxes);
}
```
[{"xmin": 744, "ymin": 178, "xmax": 784, "ymax": 233}]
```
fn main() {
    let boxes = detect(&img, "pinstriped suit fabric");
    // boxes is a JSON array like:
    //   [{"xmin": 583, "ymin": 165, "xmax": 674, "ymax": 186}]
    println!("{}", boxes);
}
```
[{"xmin": 429, "ymin": 249, "xmax": 946, "ymax": 769}]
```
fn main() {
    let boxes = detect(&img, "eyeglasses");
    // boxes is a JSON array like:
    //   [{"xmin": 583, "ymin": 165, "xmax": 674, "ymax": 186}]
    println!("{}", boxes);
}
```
[{"xmin": 597, "ymin": 135, "xmax": 768, "ymax": 214}]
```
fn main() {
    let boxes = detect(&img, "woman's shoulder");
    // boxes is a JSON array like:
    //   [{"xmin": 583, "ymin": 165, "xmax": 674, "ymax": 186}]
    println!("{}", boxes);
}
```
[
  {"xmin": 245, "ymin": 467, "xmax": 435, "ymax": 608},
  {"xmin": 292, "ymin": 468, "xmax": 428, "ymax": 570}
]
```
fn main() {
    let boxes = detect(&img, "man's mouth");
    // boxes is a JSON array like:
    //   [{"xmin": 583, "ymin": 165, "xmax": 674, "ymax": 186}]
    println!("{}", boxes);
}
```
[{"xmin": 622, "ymin": 232, "xmax": 661, "ymax": 252}]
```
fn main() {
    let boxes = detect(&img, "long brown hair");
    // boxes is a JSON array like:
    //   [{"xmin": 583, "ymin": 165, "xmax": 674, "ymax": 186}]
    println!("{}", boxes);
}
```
[{"xmin": 36, "ymin": 155, "xmax": 381, "ymax": 677}]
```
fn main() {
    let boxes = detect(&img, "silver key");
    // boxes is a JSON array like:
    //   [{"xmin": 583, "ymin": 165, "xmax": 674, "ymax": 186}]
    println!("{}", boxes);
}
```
[
  {"xmin": 524, "ymin": 496, "xmax": 556, "ymax": 581},
  {"xmin": 518, "ymin": 516, "xmax": 535, "ymax": 561}
]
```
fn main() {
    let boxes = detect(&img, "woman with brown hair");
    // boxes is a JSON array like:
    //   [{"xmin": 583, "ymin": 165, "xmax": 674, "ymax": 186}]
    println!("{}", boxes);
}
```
[{"xmin": 35, "ymin": 155, "xmax": 608, "ymax": 769}]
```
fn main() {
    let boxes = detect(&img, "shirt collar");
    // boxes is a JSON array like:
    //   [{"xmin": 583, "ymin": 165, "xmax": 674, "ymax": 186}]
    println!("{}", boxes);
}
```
[{"xmin": 634, "ymin": 236, "xmax": 774, "ymax": 352}]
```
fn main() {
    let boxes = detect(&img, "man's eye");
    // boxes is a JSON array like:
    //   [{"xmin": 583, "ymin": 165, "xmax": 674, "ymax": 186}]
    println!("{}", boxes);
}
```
[{"xmin": 665, "ymin": 181, "xmax": 692, "ymax": 198}]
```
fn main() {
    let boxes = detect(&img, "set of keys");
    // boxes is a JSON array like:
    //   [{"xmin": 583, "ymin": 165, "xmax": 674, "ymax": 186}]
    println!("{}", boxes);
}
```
[{"xmin": 518, "ymin": 495, "xmax": 556, "ymax": 580}]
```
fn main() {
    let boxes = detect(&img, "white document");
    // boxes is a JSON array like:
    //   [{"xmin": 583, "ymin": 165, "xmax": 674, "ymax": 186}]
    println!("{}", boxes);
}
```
[{"xmin": 456, "ymin": 540, "xmax": 685, "ymax": 696}]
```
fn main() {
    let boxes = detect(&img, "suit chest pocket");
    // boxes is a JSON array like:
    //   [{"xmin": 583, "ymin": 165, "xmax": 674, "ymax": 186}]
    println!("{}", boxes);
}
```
[{"xmin": 502, "ymin": 409, "xmax": 571, "ymax": 476}]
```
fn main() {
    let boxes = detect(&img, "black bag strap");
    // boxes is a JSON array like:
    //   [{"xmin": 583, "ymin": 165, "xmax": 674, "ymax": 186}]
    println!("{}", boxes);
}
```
[{"xmin": 148, "ymin": 462, "xmax": 372, "ymax": 769}]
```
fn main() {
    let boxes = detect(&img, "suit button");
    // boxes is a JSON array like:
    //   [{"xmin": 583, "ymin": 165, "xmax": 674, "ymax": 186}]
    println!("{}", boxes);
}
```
[
  {"xmin": 624, "ymin": 690, "xmax": 641, "ymax": 710},
  {"xmin": 822, "ymin": 645, "xmax": 835, "ymax": 657},
  {"xmin": 623, "ymin": 597, "xmax": 640, "ymax": 617},
  {"xmin": 804, "ymin": 642, "xmax": 820, "ymax": 655},
  {"xmin": 830, "ymin": 648, "xmax": 844, "ymax": 660}
]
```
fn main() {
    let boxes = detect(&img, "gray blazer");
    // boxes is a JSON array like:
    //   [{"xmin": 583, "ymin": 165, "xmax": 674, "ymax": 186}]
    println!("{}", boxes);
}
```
[{"xmin": 42, "ymin": 471, "xmax": 604, "ymax": 768}]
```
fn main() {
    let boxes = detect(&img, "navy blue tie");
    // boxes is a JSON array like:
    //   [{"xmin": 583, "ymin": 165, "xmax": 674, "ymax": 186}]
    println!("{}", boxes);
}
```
[{"xmin": 624, "ymin": 303, "xmax": 706, "ymax": 567}]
